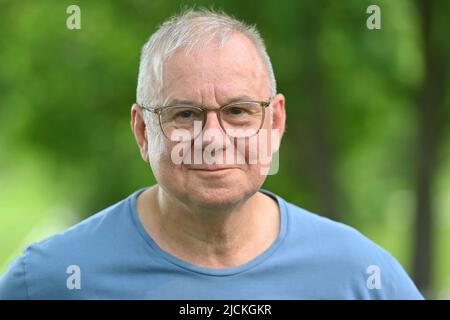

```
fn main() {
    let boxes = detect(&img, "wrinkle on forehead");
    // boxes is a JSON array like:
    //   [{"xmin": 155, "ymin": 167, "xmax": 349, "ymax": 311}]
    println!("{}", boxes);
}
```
[{"xmin": 162, "ymin": 33, "xmax": 270, "ymax": 106}]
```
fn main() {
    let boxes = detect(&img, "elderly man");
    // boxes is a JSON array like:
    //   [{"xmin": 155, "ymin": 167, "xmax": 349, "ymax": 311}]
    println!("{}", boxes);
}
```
[{"xmin": 0, "ymin": 9, "xmax": 422, "ymax": 299}]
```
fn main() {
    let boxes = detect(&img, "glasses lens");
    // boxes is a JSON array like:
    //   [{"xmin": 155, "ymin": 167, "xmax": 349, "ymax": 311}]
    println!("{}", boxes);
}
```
[
  {"xmin": 220, "ymin": 102, "xmax": 264, "ymax": 138},
  {"xmin": 160, "ymin": 106, "xmax": 203, "ymax": 141}
]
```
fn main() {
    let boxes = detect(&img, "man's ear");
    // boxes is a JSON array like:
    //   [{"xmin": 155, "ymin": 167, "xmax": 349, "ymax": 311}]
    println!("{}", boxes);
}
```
[
  {"xmin": 270, "ymin": 94, "xmax": 286, "ymax": 152},
  {"xmin": 131, "ymin": 103, "xmax": 149, "ymax": 162}
]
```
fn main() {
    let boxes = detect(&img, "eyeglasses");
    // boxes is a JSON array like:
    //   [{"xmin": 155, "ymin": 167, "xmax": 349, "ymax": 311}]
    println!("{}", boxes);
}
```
[{"xmin": 139, "ymin": 98, "xmax": 272, "ymax": 141}]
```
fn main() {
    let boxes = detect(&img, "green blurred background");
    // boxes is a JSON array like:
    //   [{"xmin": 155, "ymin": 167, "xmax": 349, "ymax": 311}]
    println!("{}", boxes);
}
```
[{"xmin": 0, "ymin": 0, "xmax": 449, "ymax": 299}]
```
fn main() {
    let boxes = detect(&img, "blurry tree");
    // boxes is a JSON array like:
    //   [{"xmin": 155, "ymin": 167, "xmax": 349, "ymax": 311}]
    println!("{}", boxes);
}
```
[{"xmin": 412, "ymin": 0, "xmax": 449, "ymax": 296}]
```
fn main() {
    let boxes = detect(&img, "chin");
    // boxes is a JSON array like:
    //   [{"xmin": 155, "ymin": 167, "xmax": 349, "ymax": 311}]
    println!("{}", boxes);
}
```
[{"xmin": 159, "ymin": 166, "xmax": 264, "ymax": 210}]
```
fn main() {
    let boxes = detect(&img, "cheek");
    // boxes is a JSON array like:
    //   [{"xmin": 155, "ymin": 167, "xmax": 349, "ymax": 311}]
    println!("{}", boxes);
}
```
[
  {"xmin": 149, "ymin": 138, "xmax": 188, "ymax": 182},
  {"xmin": 149, "ymin": 151, "xmax": 182, "ymax": 194},
  {"xmin": 235, "ymin": 130, "xmax": 274, "ymax": 166},
  {"xmin": 154, "ymin": 144, "xmax": 176, "ymax": 169},
  {"xmin": 146, "ymin": 128, "xmax": 165, "ymax": 162},
  {"xmin": 146, "ymin": 130, "xmax": 167, "ymax": 174}
]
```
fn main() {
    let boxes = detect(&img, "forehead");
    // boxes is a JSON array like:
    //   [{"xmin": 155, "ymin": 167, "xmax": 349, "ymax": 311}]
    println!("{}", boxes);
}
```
[{"xmin": 162, "ymin": 33, "xmax": 269, "ymax": 102}]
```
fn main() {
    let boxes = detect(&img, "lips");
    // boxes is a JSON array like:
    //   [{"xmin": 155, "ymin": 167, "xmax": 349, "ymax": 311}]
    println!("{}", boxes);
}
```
[{"xmin": 188, "ymin": 166, "xmax": 236, "ymax": 171}]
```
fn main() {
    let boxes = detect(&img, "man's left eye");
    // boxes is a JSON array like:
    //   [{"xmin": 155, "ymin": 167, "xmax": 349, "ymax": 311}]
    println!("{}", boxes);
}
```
[{"xmin": 228, "ymin": 107, "xmax": 245, "ymax": 115}]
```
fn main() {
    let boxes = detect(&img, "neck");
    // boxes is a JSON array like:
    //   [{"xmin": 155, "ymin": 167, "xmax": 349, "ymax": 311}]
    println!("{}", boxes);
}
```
[{"xmin": 137, "ymin": 185, "xmax": 280, "ymax": 269}]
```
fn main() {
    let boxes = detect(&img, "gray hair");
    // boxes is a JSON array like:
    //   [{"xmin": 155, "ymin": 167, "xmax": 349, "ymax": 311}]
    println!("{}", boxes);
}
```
[{"xmin": 136, "ymin": 8, "xmax": 277, "ymax": 128}]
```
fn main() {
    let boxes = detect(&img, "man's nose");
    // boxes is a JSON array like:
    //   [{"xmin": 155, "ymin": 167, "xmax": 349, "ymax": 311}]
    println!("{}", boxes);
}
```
[
  {"xmin": 203, "ymin": 111, "xmax": 225, "ymax": 133},
  {"xmin": 200, "ymin": 110, "xmax": 228, "ymax": 146}
]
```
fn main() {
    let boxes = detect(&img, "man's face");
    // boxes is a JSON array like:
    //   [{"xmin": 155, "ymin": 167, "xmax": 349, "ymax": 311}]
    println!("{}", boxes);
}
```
[{"xmin": 134, "ymin": 34, "xmax": 285, "ymax": 209}]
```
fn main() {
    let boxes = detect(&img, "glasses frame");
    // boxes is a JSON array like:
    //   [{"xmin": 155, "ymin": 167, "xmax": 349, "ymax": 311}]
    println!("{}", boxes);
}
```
[{"xmin": 139, "ymin": 97, "xmax": 273, "ymax": 140}]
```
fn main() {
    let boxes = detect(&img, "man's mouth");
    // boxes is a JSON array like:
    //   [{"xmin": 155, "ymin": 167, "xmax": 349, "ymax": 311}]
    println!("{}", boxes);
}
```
[{"xmin": 187, "ymin": 165, "xmax": 237, "ymax": 172}]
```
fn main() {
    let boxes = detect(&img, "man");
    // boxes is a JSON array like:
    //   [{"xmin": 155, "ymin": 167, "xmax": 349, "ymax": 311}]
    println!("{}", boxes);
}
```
[{"xmin": 0, "ymin": 9, "xmax": 423, "ymax": 299}]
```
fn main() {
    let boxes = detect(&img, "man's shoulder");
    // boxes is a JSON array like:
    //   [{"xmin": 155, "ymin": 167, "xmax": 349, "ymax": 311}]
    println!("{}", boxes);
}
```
[
  {"xmin": 264, "ymin": 190, "xmax": 385, "ymax": 257},
  {"xmin": 281, "ymin": 197, "xmax": 383, "ymax": 254},
  {"xmin": 277, "ymin": 194, "xmax": 423, "ymax": 299},
  {"xmin": 0, "ymin": 193, "xmax": 136, "ymax": 299},
  {"xmin": 31, "ymin": 194, "xmax": 131, "ymax": 253}
]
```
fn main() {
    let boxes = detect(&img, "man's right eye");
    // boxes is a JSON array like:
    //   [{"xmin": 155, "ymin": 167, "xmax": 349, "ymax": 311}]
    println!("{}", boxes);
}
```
[
  {"xmin": 176, "ymin": 110, "xmax": 194, "ymax": 119},
  {"xmin": 170, "ymin": 108, "xmax": 203, "ymax": 122}
]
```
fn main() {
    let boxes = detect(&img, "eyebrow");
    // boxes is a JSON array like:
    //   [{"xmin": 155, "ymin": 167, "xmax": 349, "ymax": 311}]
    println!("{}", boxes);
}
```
[{"xmin": 166, "ymin": 95, "xmax": 256, "ymax": 106}]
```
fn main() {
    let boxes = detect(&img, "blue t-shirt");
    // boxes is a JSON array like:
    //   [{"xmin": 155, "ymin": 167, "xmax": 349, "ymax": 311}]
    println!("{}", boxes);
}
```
[{"xmin": 0, "ymin": 188, "xmax": 423, "ymax": 299}]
